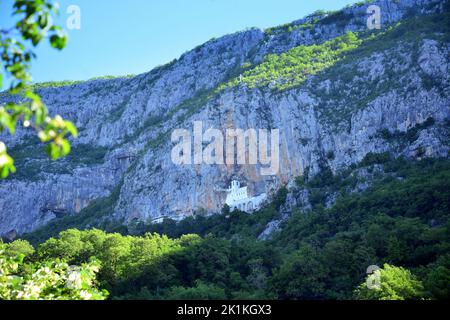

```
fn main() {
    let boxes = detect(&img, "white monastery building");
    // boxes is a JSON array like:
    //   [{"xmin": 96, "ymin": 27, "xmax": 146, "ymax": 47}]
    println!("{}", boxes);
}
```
[
  {"xmin": 152, "ymin": 180, "xmax": 267, "ymax": 223},
  {"xmin": 225, "ymin": 180, "xmax": 267, "ymax": 212}
]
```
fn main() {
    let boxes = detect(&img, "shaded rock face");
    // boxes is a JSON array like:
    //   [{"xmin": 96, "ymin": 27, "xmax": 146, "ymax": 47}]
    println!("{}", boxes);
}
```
[
  {"xmin": 1, "ymin": 230, "xmax": 17, "ymax": 242},
  {"xmin": 0, "ymin": 0, "xmax": 449, "ymax": 234}
]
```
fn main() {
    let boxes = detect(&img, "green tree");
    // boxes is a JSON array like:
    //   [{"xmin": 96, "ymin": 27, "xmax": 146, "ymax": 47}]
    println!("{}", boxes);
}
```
[
  {"xmin": 270, "ymin": 244, "xmax": 329, "ymax": 299},
  {"xmin": 0, "ymin": 0, "xmax": 77, "ymax": 178},
  {"xmin": 423, "ymin": 254, "xmax": 450, "ymax": 299},
  {"xmin": 2, "ymin": 239, "xmax": 35, "ymax": 258},
  {"xmin": 354, "ymin": 264, "xmax": 425, "ymax": 300}
]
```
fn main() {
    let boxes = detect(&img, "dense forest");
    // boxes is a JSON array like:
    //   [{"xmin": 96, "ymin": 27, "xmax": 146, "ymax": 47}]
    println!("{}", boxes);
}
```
[{"xmin": 2, "ymin": 157, "xmax": 449, "ymax": 300}]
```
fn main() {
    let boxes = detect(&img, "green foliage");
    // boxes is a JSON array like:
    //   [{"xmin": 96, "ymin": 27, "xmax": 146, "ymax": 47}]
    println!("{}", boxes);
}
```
[
  {"xmin": 271, "ymin": 244, "xmax": 329, "ymax": 299},
  {"xmin": 0, "ymin": 142, "xmax": 15, "ymax": 178},
  {"xmin": 166, "ymin": 281, "xmax": 226, "ymax": 300},
  {"xmin": 360, "ymin": 152, "xmax": 391, "ymax": 167},
  {"xmin": 35, "ymin": 229, "xmax": 185, "ymax": 294},
  {"xmin": 2, "ymin": 239, "xmax": 35, "ymax": 258},
  {"xmin": 321, "ymin": 10, "xmax": 356, "ymax": 28},
  {"xmin": 66, "ymin": 143, "xmax": 109, "ymax": 165},
  {"xmin": 423, "ymin": 254, "xmax": 450, "ymax": 299},
  {"xmin": 31, "ymin": 80, "xmax": 83, "ymax": 90},
  {"xmin": 20, "ymin": 228, "xmax": 281, "ymax": 300},
  {"xmin": 272, "ymin": 186, "xmax": 288, "ymax": 210},
  {"xmin": 221, "ymin": 32, "xmax": 360, "ymax": 91},
  {"xmin": 138, "ymin": 204, "xmax": 281, "ymax": 240},
  {"xmin": 271, "ymin": 158, "xmax": 449, "ymax": 299},
  {"xmin": 0, "ymin": 243, "xmax": 107, "ymax": 300},
  {"xmin": 355, "ymin": 0, "xmax": 375, "ymax": 7},
  {"xmin": 354, "ymin": 264, "xmax": 425, "ymax": 300},
  {"xmin": 264, "ymin": 22, "xmax": 308, "ymax": 36},
  {"xmin": 0, "ymin": 0, "xmax": 77, "ymax": 178}
]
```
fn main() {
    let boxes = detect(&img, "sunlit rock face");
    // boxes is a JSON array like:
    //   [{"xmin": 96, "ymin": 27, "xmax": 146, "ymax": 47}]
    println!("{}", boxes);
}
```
[{"xmin": 0, "ymin": 0, "xmax": 448, "ymax": 235}]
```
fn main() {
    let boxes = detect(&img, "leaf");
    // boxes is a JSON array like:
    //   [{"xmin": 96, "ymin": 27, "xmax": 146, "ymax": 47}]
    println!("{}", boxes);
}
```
[
  {"xmin": 64, "ymin": 121, "xmax": 78, "ymax": 137},
  {"xmin": 46, "ymin": 143, "xmax": 61, "ymax": 160},
  {"xmin": 61, "ymin": 139, "xmax": 71, "ymax": 156},
  {"xmin": 50, "ymin": 34, "xmax": 67, "ymax": 50},
  {"xmin": 0, "ymin": 147, "xmax": 16, "ymax": 178}
]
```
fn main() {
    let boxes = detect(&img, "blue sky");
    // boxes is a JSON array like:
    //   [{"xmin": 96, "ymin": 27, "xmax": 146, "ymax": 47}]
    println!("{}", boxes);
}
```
[{"xmin": 0, "ymin": 0, "xmax": 359, "ymax": 89}]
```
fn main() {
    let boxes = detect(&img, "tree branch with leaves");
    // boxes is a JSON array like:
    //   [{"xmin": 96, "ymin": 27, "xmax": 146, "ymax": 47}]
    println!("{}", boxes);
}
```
[{"xmin": 0, "ymin": 0, "xmax": 77, "ymax": 178}]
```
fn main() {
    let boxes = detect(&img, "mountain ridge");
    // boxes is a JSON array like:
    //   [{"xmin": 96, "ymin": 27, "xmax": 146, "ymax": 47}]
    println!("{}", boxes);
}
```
[{"xmin": 0, "ymin": 0, "xmax": 449, "ymax": 236}]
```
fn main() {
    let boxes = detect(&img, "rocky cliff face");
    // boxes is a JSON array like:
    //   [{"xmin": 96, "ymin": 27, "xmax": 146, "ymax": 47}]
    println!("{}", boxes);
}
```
[{"xmin": 0, "ymin": 0, "xmax": 449, "ymax": 235}]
